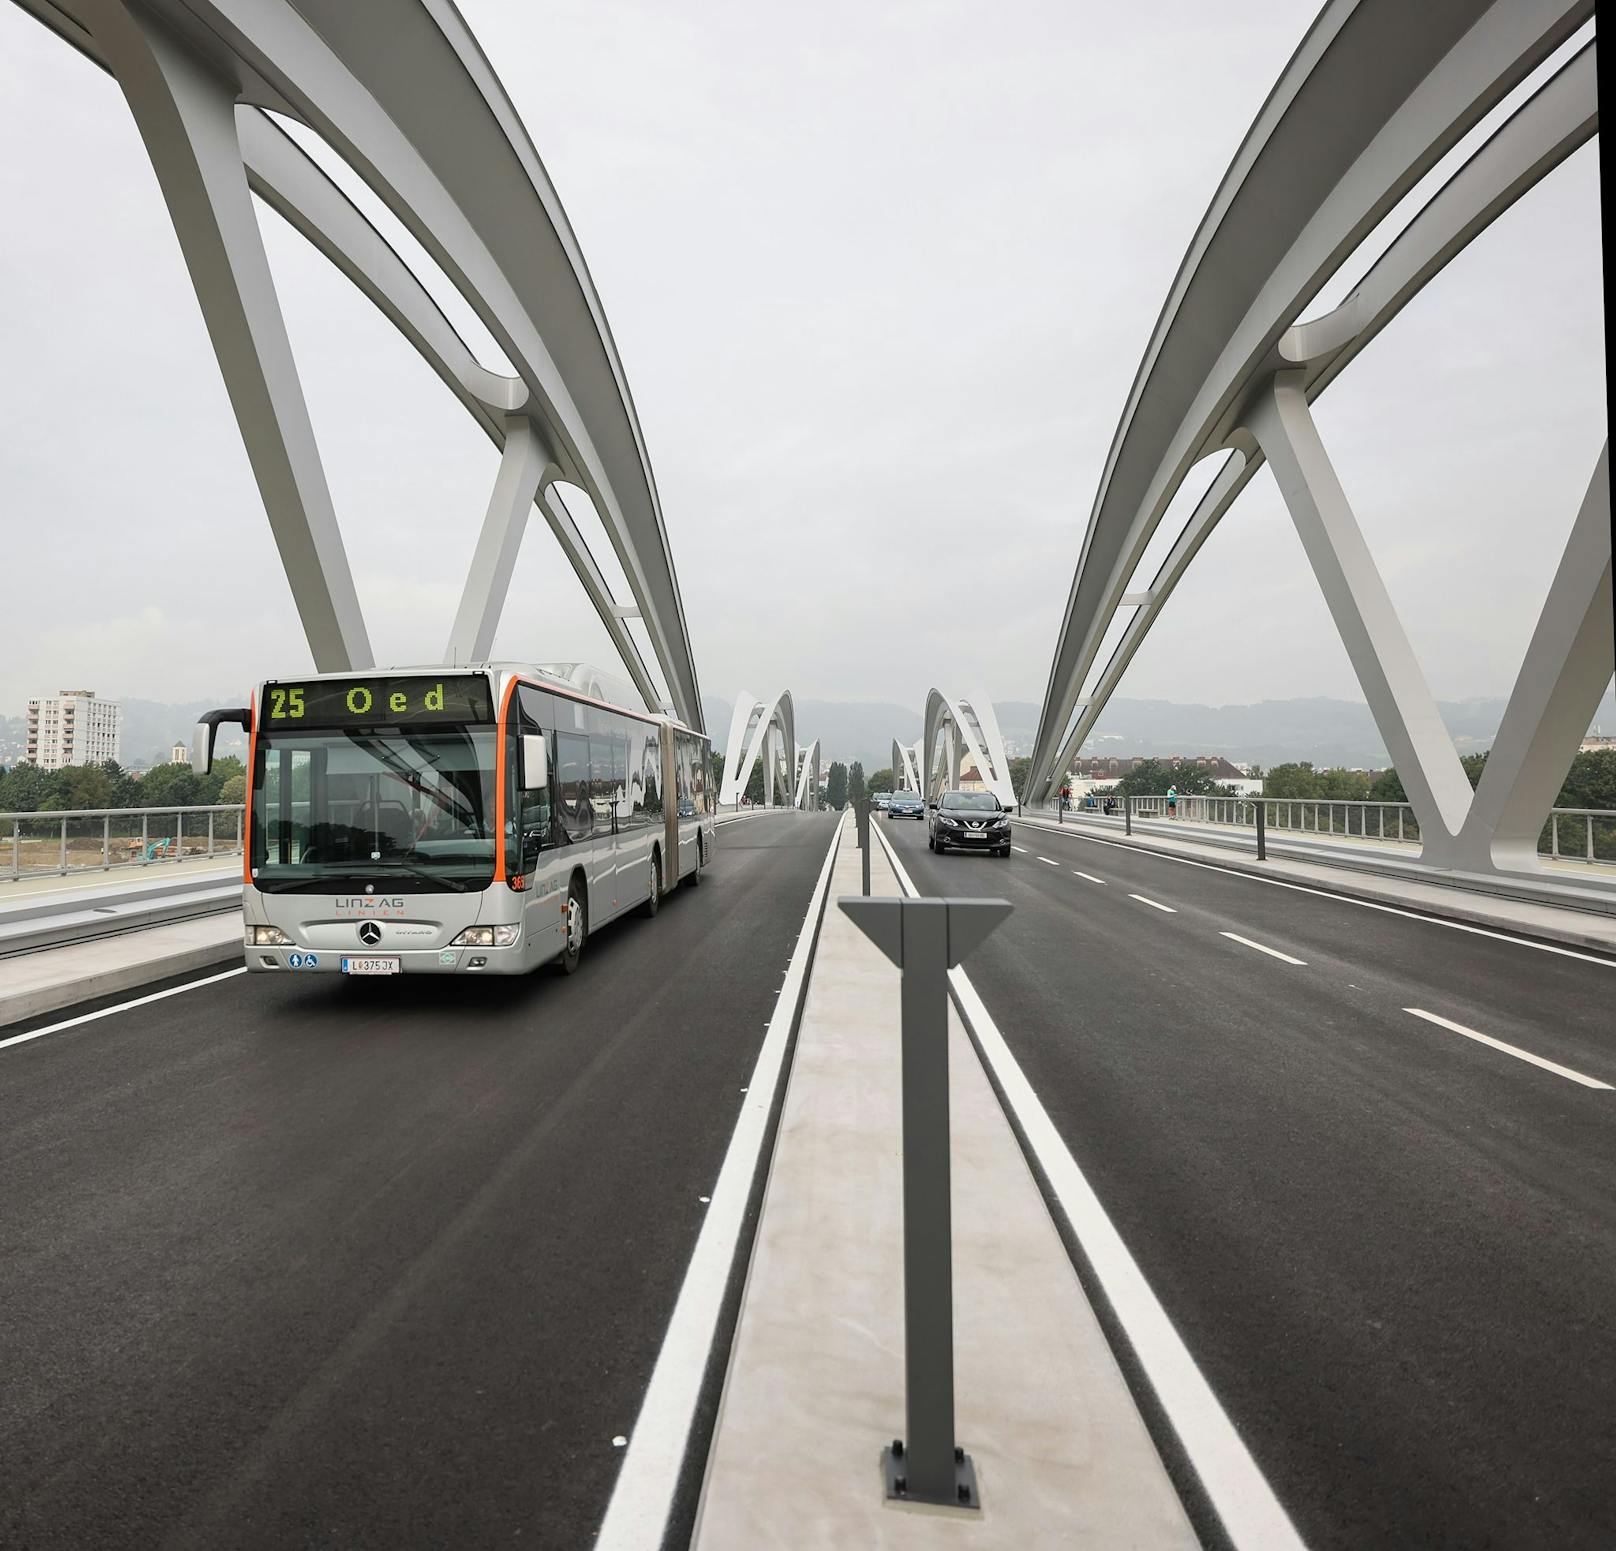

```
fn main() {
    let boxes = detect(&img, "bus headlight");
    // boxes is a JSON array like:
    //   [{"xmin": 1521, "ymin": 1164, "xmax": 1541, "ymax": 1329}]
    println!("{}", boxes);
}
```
[
  {"xmin": 450, "ymin": 925, "xmax": 520, "ymax": 948},
  {"xmin": 250, "ymin": 925, "xmax": 291, "ymax": 945}
]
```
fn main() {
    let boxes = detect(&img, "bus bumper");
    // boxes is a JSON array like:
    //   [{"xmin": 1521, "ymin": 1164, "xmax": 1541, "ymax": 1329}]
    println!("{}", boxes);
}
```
[{"xmin": 245, "ymin": 943, "xmax": 536, "ymax": 975}]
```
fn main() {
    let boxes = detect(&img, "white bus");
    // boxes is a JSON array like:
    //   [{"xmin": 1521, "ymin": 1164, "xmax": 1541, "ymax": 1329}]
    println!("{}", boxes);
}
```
[{"xmin": 193, "ymin": 664, "xmax": 714, "ymax": 978}]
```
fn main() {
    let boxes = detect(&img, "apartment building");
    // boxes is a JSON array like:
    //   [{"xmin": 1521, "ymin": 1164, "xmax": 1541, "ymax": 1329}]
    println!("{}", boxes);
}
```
[{"xmin": 25, "ymin": 690, "xmax": 122, "ymax": 771}]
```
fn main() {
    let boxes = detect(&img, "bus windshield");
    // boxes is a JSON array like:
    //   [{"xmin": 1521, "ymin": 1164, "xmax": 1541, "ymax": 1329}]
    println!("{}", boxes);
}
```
[{"xmin": 251, "ymin": 725, "xmax": 498, "ymax": 892}]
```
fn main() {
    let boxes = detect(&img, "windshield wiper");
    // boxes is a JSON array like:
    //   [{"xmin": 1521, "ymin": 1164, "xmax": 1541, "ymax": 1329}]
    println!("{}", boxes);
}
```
[{"xmin": 374, "ymin": 860, "xmax": 472, "ymax": 893}]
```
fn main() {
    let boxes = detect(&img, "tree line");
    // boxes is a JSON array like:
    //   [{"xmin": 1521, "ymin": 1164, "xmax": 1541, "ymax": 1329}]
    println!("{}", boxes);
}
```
[
  {"xmin": 0, "ymin": 758, "xmax": 247, "ymax": 813},
  {"xmin": 1257, "ymin": 749, "xmax": 1615, "ymax": 811}
]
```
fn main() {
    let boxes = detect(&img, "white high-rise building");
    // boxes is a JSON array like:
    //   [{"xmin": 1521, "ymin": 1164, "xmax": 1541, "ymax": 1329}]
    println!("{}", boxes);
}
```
[{"xmin": 26, "ymin": 690, "xmax": 122, "ymax": 771}]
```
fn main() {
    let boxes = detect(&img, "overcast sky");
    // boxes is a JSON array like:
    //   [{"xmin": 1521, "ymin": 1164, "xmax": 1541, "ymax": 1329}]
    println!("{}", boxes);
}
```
[{"xmin": 0, "ymin": 2, "xmax": 1605, "ymax": 733}]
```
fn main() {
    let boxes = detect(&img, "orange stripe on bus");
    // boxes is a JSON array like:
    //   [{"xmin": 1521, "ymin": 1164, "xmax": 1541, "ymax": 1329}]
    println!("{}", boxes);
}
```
[
  {"xmin": 493, "ymin": 676, "xmax": 520, "ymax": 882},
  {"xmin": 242, "ymin": 692, "xmax": 259, "ymax": 886}
]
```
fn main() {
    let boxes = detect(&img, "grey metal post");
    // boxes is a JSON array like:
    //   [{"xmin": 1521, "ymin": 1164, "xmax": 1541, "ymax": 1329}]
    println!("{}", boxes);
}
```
[
  {"xmin": 1256, "ymin": 797, "xmax": 1267, "ymax": 861},
  {"xmin": 1125, "ymin": 795, "xmax": 1132, "ymax": 836},
  {"xmin": 853, "ymin": 797, "xmax": 872, "ymax": 896},
  {"xmin": 838, "ymin": 894, "xmax": 1011, "ymax": 1512},
  {"xmin": 175, "ymin": 811, "xmax": 183, "ymax": 861},
  {"xmin": 207, "ymin": 811, "xmax": 216, "ymax": 857},
  {"xmin": 103, "ymin": 815, "xmax": 111, "ymax": 870},
  {"xmin": 59, "ymin": 818, "xmax": 68, "ymax": 876},
  {"xmin": 141, "ymin": 813, "xmax": 149, "ymax": 865},
  {"xmin": 10, "ymin": 819, "xmax": 18, "ymax": 881}
]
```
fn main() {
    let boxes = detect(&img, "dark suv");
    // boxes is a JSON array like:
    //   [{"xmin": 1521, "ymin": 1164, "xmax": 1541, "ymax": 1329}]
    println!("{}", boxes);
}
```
[
  {"xmin": 927, "ymin": 790, "xmax": 1012, "ymax": 855},
  {"xmin": 887, "ymin": 790, "xmax": 925, "ymax": 819}
]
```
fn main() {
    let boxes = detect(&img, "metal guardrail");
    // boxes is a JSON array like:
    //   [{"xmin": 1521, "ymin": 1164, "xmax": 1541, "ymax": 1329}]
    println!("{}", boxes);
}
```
[
  {"xmin": 1101, "ymin": 795, "xmax": 1616, "ymax": 866},
  {"xmin": 2, "ymin": 804, "xmax": 245, "ymax": 881}
]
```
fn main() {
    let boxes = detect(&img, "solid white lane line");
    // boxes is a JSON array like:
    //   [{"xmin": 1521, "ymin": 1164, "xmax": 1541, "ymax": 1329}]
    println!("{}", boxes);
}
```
[
  {"xmin": 1129, "ymin": 893, "xmax": 1177, "ymax": 913},
  {"xmin": 1017, "ymin": 819, "xmax": 1616, "ymax": 969},
  {"xmin": 0, "ymin": 966, "xmax": 248, "ymax": 1053},
  {"xmin": 872, "ymin": 821, "xmax": 1304, "ymax": 1550},
  {"xmin": 1220, "ymin": 932, "xmax": 1306, "ymax": 966},
  {"xmin": 1072, "ymin": 870, "xmax": 1107, "ymax": 885},
  {"xmin": 595, "ymin": 816, "xmax": 844, "ymax": 1550},
  {"xmin": 1404, "ymin": 1008, "xmax": 1613, "ymax": 1090},
  {"xmin": 1037, "ymin": 856, "xmax": 1060, "ymax": 867}
]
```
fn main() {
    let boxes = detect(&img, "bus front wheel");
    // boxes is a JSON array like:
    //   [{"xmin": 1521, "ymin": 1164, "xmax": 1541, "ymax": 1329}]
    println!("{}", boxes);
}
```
[
  {"xmin": 640, "ymin": 849, "xmax": 662, "ymax": 918},
  {"xmin": 559, "ymin": 880, "xmax": 587, "ymax": 974}
]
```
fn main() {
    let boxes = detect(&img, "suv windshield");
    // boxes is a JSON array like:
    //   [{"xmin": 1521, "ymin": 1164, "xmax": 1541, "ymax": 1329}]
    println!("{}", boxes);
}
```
[
  {"xmin": 251, "ymin": 725, "xmax": 497, "ymax": 892},
  {"xmin": 940, "ymin": 791, "xmax": 999, "ymax": 811}
]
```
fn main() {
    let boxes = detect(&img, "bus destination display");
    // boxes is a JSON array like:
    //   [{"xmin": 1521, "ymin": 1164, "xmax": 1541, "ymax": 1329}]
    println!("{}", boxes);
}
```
[{"xmin": 263, "ymin": 674, "xmax": 494, "ymax": 727}]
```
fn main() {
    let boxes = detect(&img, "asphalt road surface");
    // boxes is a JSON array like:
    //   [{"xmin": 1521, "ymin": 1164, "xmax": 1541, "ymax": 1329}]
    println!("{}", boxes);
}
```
[
  {"xmin": 885, "ymin": 811, "xmax": 1616, "ymax": 1550},
  {"xmin": 0, "ymin": 811, "xmax": 835, "ymax": 1551}
]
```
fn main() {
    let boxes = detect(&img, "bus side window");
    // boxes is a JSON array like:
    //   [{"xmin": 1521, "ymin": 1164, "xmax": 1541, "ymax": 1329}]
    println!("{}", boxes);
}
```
[
  {"xmin": 556, "ymin": 731, "xmax": 591, "ymax": 843},
  {"xmin": 642, "ymin": 731, "xmax": 662, "ymax": 817},
  {"xmin": 691, "ymin": 741, "xmax": 708, "ymax": 815},
  {"xmin": 673, "ymin": 736, "xmax": 690, "ymax": 814}
]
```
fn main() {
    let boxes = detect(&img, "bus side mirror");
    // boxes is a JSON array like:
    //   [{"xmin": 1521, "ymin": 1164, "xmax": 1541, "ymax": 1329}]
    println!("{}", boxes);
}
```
[
  {"xmin": 192, "ymin": 723, "xmax": 216, "ymax": 775},
  {"xmin": 520, "ymin": 734, "xmax": 548, "ymax": 790},
  {"xmin": 192, "ymin": 707, "xmax": 252, "ymax": 774}
]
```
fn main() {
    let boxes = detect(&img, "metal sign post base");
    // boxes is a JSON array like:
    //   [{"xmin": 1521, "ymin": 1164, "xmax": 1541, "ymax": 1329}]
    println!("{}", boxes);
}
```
[{"xmin": 883, "ymin": 1439, "xmax": 980, "ymax": 1509}]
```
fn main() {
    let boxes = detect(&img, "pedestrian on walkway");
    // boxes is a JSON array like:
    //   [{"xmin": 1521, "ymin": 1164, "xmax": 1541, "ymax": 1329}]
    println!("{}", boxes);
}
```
[{"xmin": 1166, "ymin": 783, "xmax": 1178, "ymax": 819}]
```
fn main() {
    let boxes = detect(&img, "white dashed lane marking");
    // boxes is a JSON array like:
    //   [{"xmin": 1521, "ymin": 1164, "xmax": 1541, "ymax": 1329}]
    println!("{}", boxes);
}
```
[
  {"xmin": 1404, "ymin": 1008, "xmax": 1612, "ymax": 1090},
  {"xmin": 1220, "ymin": 931, "xmax": 1306, "ymax": 966},
  {"xmin": 1128, "ymin": 893, "xmax": 1177, "ymax": 914}
]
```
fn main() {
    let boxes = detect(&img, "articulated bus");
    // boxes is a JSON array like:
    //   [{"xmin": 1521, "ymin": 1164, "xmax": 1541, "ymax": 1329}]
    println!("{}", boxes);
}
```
[{"xmin": 193, "ymin": 664, "xmax": 714, "ymax": 978}]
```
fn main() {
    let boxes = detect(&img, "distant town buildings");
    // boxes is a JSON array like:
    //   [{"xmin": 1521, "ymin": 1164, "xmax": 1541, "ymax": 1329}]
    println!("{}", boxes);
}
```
[
  {"xmin": 169, "ymin": 741, "xmax": 189, "ymax": 764},
  {"xmin": 25, "ymin": 690, "xmax": 121, "ymax": 771},
  {"xmin": 1582, "ymin": 731, "xmax": 1616, "ymax": 753},
  {"xmin": 1070, "ymin": 752, "xmax": 1247, "ymax": 781}
]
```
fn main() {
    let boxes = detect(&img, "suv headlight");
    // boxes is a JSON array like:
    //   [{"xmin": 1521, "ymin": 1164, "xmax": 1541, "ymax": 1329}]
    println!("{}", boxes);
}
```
[
  {"xmin": 450, "ymin": 924, "xmax": 521, "ymax": 948},
  {"xmin": 250, "ymin": 925, "xmax": 291, "ymax": 946}
]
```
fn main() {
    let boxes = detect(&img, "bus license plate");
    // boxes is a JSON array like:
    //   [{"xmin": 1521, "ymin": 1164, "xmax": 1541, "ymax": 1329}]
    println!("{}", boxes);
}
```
[{"xmin": 341, "ymin": 956, "xmax": 400, "ymax": 975}]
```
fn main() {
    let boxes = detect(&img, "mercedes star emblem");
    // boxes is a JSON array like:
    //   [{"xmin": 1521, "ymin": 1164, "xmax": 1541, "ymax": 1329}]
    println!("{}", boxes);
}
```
[{"xmin": 357, "ymin": 921, "xmax": 383, "ymax": 946}]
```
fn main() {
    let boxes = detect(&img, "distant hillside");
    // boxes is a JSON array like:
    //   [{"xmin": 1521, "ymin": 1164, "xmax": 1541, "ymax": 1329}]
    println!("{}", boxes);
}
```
[
  {"xmin": 8, "ymin": 687, "xmax": 1612, "ymax": 780},
  {"xmin": 704, "ymin": 690, "xmax": 1616, "ymax": 776}
]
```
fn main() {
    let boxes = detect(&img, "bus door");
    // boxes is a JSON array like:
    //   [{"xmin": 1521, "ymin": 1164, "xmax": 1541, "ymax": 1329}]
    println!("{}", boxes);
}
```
[{"xmin": 661, "ymin": 728, "xmax": 680, "ymax": 884}]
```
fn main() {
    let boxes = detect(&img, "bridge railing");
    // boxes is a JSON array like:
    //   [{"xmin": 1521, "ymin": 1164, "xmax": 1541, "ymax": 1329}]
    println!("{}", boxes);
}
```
[
  {"xmin": 1107, "ymin": 796, "xmax": 1616, "ymax": 868},
  {"xmin": 2, "ymin": 805, "xmax": 245, "ymax": 882}
]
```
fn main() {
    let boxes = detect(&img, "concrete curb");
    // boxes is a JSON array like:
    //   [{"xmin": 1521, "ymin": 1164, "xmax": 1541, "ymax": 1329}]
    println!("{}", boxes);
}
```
[{"xmin": 0, "ymin": 923, "xmax": 243, "ymax": 1030}]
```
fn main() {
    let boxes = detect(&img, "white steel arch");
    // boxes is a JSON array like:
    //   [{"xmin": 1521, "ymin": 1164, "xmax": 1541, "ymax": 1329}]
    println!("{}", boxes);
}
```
[
  {"xmin": 720, "ymin": 692, "xmax": 798, "ymax": 808},
  {"xmin": 18, "ymin": 0, "xmax": 704, "ymax": 728},
  {"xmin": 922, "ymin": 692, "xmax": 1015, "ymax": 808},
  {"xmin": 1025, "ymin": 2, "xmax": 1606, "ymax": 884},
  {"xmin": 794, "ymin": 741, "xmax": 821, "ymax": 810},
  {"xmin": 892, "ymin": 739, "xmax": 923, "ymax": 792}
]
